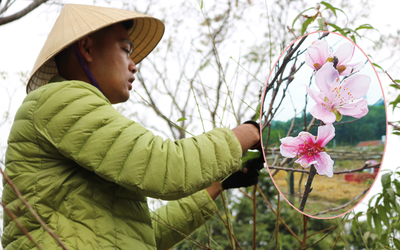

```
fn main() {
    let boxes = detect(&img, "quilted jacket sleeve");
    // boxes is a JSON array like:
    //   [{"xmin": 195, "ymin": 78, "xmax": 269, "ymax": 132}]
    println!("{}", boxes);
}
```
[
  {"xmin": 32, "ymin": 80, "xmax": 242, "ymax": 200},
  {"xmin": 151, "ymin": 190, "xmax": 217, "ymax": 250}
]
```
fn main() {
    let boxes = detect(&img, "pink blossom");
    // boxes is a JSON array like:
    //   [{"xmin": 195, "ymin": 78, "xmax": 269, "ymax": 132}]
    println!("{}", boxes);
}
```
[
  {"xmin": 305, "ymin": 40, "xmax": 364, "ymax": 75},
  {"xmin": 305, "ymin": 62, "xmax": 370, "ymax": 124},
  {"xmin": 280, "ymin": 124, "xmax": 335, "ymax": 177}
]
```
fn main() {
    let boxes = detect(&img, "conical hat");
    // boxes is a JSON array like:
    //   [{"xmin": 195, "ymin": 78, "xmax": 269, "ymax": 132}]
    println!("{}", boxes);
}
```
[{"xmin": 27, "ymin": 4, "xmax": 164, "ymax": 93}]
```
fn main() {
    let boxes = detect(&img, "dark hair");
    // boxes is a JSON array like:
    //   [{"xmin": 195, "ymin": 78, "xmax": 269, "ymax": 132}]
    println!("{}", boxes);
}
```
[{"xmin": 121, "ymin": 20, "xmax": 134, "ymax": 31}]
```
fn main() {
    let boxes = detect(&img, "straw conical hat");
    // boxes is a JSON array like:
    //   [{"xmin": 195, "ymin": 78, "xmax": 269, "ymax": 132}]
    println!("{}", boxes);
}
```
[{"xmin": 27, "ymin": 4, "xmax": 164, "ymax": 93}]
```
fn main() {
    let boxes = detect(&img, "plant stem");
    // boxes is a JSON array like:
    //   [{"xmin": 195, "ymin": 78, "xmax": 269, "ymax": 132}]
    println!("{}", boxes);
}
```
[
  {"xmin": 299, "ymin": 165, "xmax": 317, "ymax": 212},
  {"xmin": 301, "ymin": 215, "xmax": 309, "ymax": 250},
  {"xmin": 0, "ymin": 167, "xmax": 69, "ymax": 250},
  {"xmin": 216, "ymin": 211, "xmax": 243, "ymax": 250},
  {"xmin": 252, "ymin": 185, "xmax": 257, "ymax": 250},
  {"xmin": 0, "ymin": 201, "xmax": 44, "ymax": 250},
  {"xmin": 275, "ymin": 194, "xmax": 280, "ymax": 250},
  {"xmin": 257, "ymin": 185, "xmax": 302, "ymax": 243},
  {"xmin": 220, "ymin": 190, "xmax": 236, "ymax": 250}
]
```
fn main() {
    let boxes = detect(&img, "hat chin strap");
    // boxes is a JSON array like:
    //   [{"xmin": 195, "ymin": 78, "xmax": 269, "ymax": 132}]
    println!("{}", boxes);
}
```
[{"xmin": 70, "ymin": 43, "xmax": 102, "ymax": 93}]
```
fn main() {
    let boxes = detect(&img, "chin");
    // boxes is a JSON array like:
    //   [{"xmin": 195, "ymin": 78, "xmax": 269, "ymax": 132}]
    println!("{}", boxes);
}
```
[
  {"xmin": 110, "ymin": 95, "xmax": 130, "ymax": 104},
  {"xmin": 121, "ymin": 93, "xmax": 130, "ymax": 103}
]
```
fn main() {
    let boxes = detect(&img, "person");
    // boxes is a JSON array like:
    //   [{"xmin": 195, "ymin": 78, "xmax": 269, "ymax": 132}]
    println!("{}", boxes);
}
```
[{"xmin": 2, "ymin": 4, "xmax": 261, "ymax": 250}]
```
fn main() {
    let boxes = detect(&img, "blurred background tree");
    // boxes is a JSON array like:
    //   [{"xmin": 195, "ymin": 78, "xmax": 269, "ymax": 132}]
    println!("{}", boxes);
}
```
[{"xmin": 0, "ymin": 0, "xmax": 399, "ymax": 249}]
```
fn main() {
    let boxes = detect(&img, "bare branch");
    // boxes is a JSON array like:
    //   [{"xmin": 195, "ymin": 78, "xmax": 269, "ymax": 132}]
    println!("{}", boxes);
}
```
[
  {"xmin": 0, "ymin": 0, "xmax": 13, "ymax": 16},
  {"xmin": 311, "ymin": 187, "xmax": 370, "ymax": 217},
  {"xmin": 0, "ymin": 0, "xmax": 49, "ymax": 26},
  {"xmin": 268, "ymin": 162, "xmax": 380, "ymax": 175},
  {"xmin": 0, "ymin": 200, "xmax": 44, "ymax": 250},
  {"xmin": 0, "ymin": 165, "xmax": 69, "ymax": 249},
  {"xmin": 257, "ymin": 185, "xmax": 302, "ymax": 243}
]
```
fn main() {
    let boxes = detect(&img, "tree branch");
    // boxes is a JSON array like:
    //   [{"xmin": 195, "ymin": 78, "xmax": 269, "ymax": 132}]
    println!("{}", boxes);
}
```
[
  {"xmin": 0, "ymin": 165, "xmax": 69, "ymax": 249},
  {"xmin": 311, "ymin": 187, "xmax": 370, "ymax": 217},
  {"xmin": 0, "ymin": 0, "xmax": 48, "ymax": 26}
]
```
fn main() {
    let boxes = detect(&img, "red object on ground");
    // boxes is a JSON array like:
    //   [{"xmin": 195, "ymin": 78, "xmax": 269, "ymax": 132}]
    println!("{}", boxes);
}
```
[{"xmin": 344, "ymin": 172, "xmax": 377, "ymax": 183}]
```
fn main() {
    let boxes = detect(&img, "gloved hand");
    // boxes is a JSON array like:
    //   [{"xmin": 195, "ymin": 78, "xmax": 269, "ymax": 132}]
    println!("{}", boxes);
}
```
[{"xmin": 222, "ymin": 150, "xmax": 265, "ymax": 190}]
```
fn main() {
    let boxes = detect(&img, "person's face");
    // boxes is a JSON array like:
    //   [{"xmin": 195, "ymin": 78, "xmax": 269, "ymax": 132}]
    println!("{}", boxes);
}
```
[{"xmin": 88, "ymin": 23, "xmax": 137, "ymax": 104}]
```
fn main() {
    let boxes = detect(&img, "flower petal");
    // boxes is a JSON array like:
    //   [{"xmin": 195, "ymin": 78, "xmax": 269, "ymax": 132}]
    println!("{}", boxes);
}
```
[
  {"xmin": 295, "ymin": 156, "xmax": 317, "ymax": 169},
  {"xmin": 333, "ymin": 42, "xmax": 355, "ymax": 65},
  {"xmin": 341, "ymin": 74, "xmax": 371, "ymax": 99},
  {"xmin": 305, "ymin": 85, "xmax": 325, "ymax": 104},
  {"xmin": 305, "ymin": 40, "xmax": 331, "ymax": 70},
  {"xmin": 280, "ymin": 136, "xmax": 303, "ymax": 158},
  {"xmin": 315, "ymin": 62, "xmax": 340, "ymax": 95},
  {"xmin": 310, "ymin": 104, "xmax": 336, "ymax": 124},
  {"xmin": 316, "ymin": 124, "xmax": 335, "ymax": 147},
  {"xmin": 298, "ymin": 131, "xmax": 316, "ymax": 144},
  {"xmin": 340, "ymin": 61, "xmax": 365, "ymax": 76},
  {"xmin": 339, "ymin": 99, "xmax": 369, "ymax": 118},
  {"xmin": 314, "ymin": 152, "xmax": 334, "ymax": 177}
]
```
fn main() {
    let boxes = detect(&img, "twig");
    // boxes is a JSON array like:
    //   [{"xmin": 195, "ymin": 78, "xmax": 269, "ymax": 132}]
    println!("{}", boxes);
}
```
[
  {"xmin": 257, "ymin": 185, "xmax": 302, "ymax": 243},
  {"xmin": 284, "ymin": 113, "xmax": 298, "ymax": 138},
  {"xmin": 198, "ymin": 1, "xmax": 239, "ymax": 124},
  {"xmin": 0, "ymin": 168, "xmax": 69, "ymax": 250},
  {"xmin": 268, "ymin": 162, "xmax": 380, "ymax": 174},
  {"xmin": 311, "ymin": 187, "xmax": 370, "ymax": 216},
  {"xmin": 262, "ymin": 36, "xmax": 308, "ymax": 131},
  {"xmin": 0, "ymin": 201, "xmax": 44, "ymax": 250},
  {"xmin": 331, "ymin": 163, "xmax": 379, "ymax": 175},
  {"xmin": 133, "ymin": 90, "xmax": 195, "ymax": 137},
  {"xmin": 306, "ymin": 225, "xmax": 337, "ymax": 238},
  {"xmin": 299, "ymin": 165, "xmax": 317, "ymax": 212},
  {"xmin": 306, "ymin": 118, "xmax": 316, "ymax": 132},
  {"xmin": 304, "ymin": 225, "xmax": 338, "ymax": 250},
  {"xmin": 298, "ymin": 172, "xmax": 304, "ymax": 204},
  {"xmin": 238, "ymin": 188, "xmax": 254, "ymax": 200},
  {"xmin": 386, "ymin": 70, "xmax": 400, "ymax": 88},
  {"xmin": 151, "ymin": 216, "xmax": 211, "ymax": 249},
  {"xmin": 286, "ymin": 25, "xmax": 298, "ymax": 39},
  {"xmin": 252, "ymin": 185, "xmax": 257, "ymax": 250},
  {"xmin": 215, "ymin": 211, "xmax": 243, "ymax": 250},
  {"xmin": 318, "ymin": 32, "xmax": 330, "ymax": 40},
  {"xmin": 353, "ymin": 214, "xmax": 370, "ymax": 250},
  {"xmin": 0, "ymin": 0, "xmax": 48, "ymax": 25},
  {"xmin": 389, "ymin": 121, "xmax": 400, "ymax": 131},
  {"xmin": 275, "ymin": 193, "xmax": 280, "ymax": 250},
  {"xmin": 191, "ymin": 84, "xmax": 206, "ymax": 133},
  {"xmin": 220, "ymin": 190, "xmax": 236, "ymax": 250},
  {"xmin": 301, "ymin": 215, "xmax": 309, "ymax": 250},
  {"xmin": 330, "ymin": 215, "xmax": 350, "ymax": 250}
]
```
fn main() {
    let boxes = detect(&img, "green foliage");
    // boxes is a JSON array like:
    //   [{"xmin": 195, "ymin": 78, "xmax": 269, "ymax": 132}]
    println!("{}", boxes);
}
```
[
  {"xmin": 389, "ymin": 94, "xmax": 400, "ymax": 112},
  {"xmin": 173, "ymin": 173, "xmax": 372, "ymax": 249},
  {"xmin": 372, "ymin": 62, "xmax": 385, "ymax": 73},
  {"xmin": 326, "ymin": 23, "xmax": 376, "ymax": 43},
  {"xmin": 365, "ymin": 168, "xmax": 400, "ymax": 249},
  {"xmin": 301, "ymin": 17, "xmax": 315, "ymax": 35},
  {"xmin": 290, "ymin": 1, "xmax": 376, "ymax": 42},
  {"xmin": 266, "ymin": 103, "xmax": 386, "ymax": 147},
  {"xmin": 334, "ymin": 103, "xmax": 386, "ymax": 146},
  {"xmin": 388, "ymin": 80, "xmax": 400, "ymax": 136},
  {"xmin": 319, "ymin": 1, "xmax": 346, "ymax": 18},
  {"xmin": 291, "ymin": 7, "xmax": 315, "ymax": 29}
]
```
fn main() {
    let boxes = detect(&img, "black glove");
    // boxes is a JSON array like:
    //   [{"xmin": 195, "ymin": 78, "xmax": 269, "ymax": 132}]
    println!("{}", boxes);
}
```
[{"xmin": 222, "ymin": 151, "xmax": 265, "ymax": 190}]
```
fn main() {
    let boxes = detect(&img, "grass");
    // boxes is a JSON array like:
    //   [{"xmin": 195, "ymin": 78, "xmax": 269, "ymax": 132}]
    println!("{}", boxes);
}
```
[{"xmin": 271, "ymin": 159, "xmax": 375, "ymax": 218}]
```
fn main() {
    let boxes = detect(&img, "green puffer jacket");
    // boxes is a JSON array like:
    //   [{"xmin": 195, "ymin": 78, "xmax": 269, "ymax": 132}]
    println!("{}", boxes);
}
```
[{"xmin": 2, "ymin": 76, "xmax": 242, "ymax": 250}]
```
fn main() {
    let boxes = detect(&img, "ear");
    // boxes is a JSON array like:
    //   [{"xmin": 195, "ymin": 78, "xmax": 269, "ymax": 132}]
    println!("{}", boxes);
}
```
[{"xmin": 76, "ymin": 36, "xmax": 94, "ymax": 63}]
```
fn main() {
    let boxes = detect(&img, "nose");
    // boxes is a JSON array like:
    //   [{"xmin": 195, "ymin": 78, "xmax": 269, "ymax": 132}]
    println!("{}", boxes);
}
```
[{"xmin": 129, "ymin": 59, "xmax": 138, "ymax": 74}]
